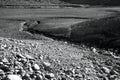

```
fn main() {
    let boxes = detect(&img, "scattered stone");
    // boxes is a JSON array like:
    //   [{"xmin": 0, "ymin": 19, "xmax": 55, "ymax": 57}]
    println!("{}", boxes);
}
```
[
  {"xmin": 0, "ymin": 64, "xmax": 10, "ymax": 72},
  {"xmin": 20, "ymin": 58, "xmax": 27, "ymax": 63},
  {"xmin": 29, "ymin": 67, "xmax": 34, "ymax": 73},
  {"xmin": 64, "ymin": 69, "xmax": 73, "ymax": 75},
  {"xmin": 17, "ymin": 69, "xmax": 26, "ymax": 76},
  {"xmin": 43, "ymin": 62, "xmax": 51, "ymax": 67},
  {"xmin": 2, "ymin": 58, "xmax": 9, "ymax": 63},
  {"xmin": 16, "ymin": 54, "xmax": 25, "ymax": 59},
  {"xmin": 32, "ymin": 64, "xmax": 40, "ymax": 71},
  {"xmin": 76, "ymin": 66, "xmax": 81, "ymax": 69},
  {"xmin": 110, "ymin": 75, "xmax": 117, "ymax": 79},
  {"xmin": 35, "ymin": 74, "xmax": 43, "ymax": 80},
  {"xmin": 24, "ymin": 54, "xmax": 34, "ymax": 60},
  {"xmin": 39, "ymin": 55, "xmax": 43, "ymax": 60},
  {"xmin": 61, "ymin": 76, "xmax": 66, "ymax": 80},
  {"xmin": 45, "ymin": 73, "xmax": 55, "ymax": 79},
  {"xmin": 0, "ymin": 69, "xmax": 5, "ymax": 77},
  {"xmin": 102, "ymin": 67, "xmax": 111, "ymax": 74},
  {"xmin": 22, "ymin": 73, "xmax": 31, "ymax": 80}
]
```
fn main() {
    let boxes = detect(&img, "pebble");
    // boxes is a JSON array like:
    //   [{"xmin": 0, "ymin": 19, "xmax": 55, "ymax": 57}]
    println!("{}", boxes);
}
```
[
  {"xmin": 24, "ymin": 54, "xmax": 34, "ymax": 60},
  {"xmin": 102, "ymin": 67, "xmax": 111, "ymax": 74},
  {"xmin": 43, "ymin": 62, "xmax": 51, "ymax": 67},
  {"xmin": 45, "ymin": 73, "xmax": 55, "ymax": 79},
  {"xmin": 16, "ymin": 54, "xmax": 25, "ymax": 59},
  {"xmin": 0, "ymin": 64, "xmax": 10, "ymax": 72},
  {"xmin": 64, "ymin": 69, "xmax": 73, "ymax": 75},
  {"xmin": 22, "ymin": 73, "xmax": 31, "ymax": 80},
  {"xmin": 33, "ymin": 64, "xmax": 40, "ymax": 71},
  {"xmin": 0, "ymin": 69, "xmax": 5, "ymax": 76},
  {"xmin": 35, "ymin": 74, "xmax": 43, "ymax": 80},
  {"xmin": 2, "ymin": 58, "xmax": 9, "ymax": 63},
  {"xmin": 92, "ymin": 47, "xmax": 97, "ymax": 53}
]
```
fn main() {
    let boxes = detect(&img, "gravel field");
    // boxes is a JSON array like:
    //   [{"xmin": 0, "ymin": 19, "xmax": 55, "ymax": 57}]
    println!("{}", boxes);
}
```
[{"xmin": 0, "ymin": 36, "xmax": 120, "ymax": 80}]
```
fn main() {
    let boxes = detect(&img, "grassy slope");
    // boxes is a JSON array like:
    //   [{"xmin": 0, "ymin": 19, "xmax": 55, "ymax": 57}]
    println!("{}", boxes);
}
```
[
  {"xmin": 0, "ymin": 8, "xmax": 114, "ymax": 40},
  {"xmin": 70, "ymin": 14, "xmax": 120, "ymax": 48},
  {"xmin": 0, "ymin": 8, "xmax": 120, "ymax": 49}
]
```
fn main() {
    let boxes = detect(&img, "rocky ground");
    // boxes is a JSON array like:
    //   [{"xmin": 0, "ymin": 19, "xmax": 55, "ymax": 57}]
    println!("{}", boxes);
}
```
[{"xmin": 0, "ymin": 36, "xmax": 120, "ymax": 80}]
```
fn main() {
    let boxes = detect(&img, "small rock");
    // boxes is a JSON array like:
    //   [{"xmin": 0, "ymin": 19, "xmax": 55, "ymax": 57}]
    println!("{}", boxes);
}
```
[
  {"xmin": 43, "ymin": 62, "xmax": 51, "ymax": 67},
  {"xmin": 74, "ymin": 69, "xmax": 80, "ymax": 74},
  {"xmin": 110, "ymin": 75, "xmax": 117, "ymax": 79},
  {"xmin": 35, "ymin": 74, "xmax": 43, "ymax": 80},
  {"xmin": 6, "ymin": 74, "xmax": 22, "ymax": 80},
  {"xmin": 64, "ymin": 70, "xmax": 73, "ymax": 75},
  {"xmin": 29, "ymin": 67, "xmax": 33, "ymax": 73},
  {"xmin": 39, "ymin": 55, "xmax": 43, "ymax": 60},
  {"xmin": 22, "ymin": 74, "xmax": 31, "ymax": 80},
  {"xmin": 17, "ymin": 69, "xmax": 26, "ymax": 76},
  {"xmin": 45, "ymin": 73, "xmax": 55, "ymax": 79},
  {"xmin": 0, "ymin": 64, "xmax": 10, "ymax": 72},
  {"xmin": 64, "ymin": 42, "xmax": 68, "ymax": 44},
  {"xmin": 73, "ymin": 73, "xmax": 83, "ymax": 78},
  {"xmin": 2, "ymin": 58, "xmax": 9, "ymax": 63},
  {"xmin": 61, "ymin": 77, "xmax": 66, "ymax": 80},
  {"xmin": 92, "ymin": 47, "xmax": 97, "ymax": 53},
  {"xmin": 24, "ymin": 54, "xmax": 34, "ymax": 60},
  {"xmin": 76, "ymin": 66, "xmax": 81, "ymax": 69},
  {"xmin": 0, "ymin": 69, "xmax": 5, "ymax": 76},
  {"xmin": 16, "ymin": 54, "xmax": 25, "ymax": 59},
  {"xmin": 36, "ymin": 71, "xmax": 42, "ymax": 74},
  {"xmin": 102, "ymin": 67, "xmax": 111, "ymax": 74},
  {"xmin": 33, "ymin": 64, "xmax": 40, "ymax": 71},
  {"xmin": 29, "ymin": 73, "xmax": 36, "ymax": 79},
  {"xmin": 43, "ymin": 64, "xmax": 52, "ymax": 72},
  {"xmin": 20, "ymin": 58, "xmax": 27, "ymax": 63}
]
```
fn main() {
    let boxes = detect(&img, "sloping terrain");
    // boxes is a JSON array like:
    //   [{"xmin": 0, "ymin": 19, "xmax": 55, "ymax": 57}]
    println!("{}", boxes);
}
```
[
  {"xmin": 0, "ymin": 36, "xmax": 120, "ymax": 80},
  {"xmin": 0, "ymin": 0, "xmax": 62, "ymax": 5},
  {"xmin": 23, "ymin": 12, "xmax": 120, "ymax": 50},
  {"xmin": 70, "ymin": 14, "xmax": 120, "ymax": 48},
  {"xmin": 1, "ymin": 0, "xmax": 120, "ymax": 6},
  {"xmin": 0, "ymin": 7, "xmax": 120, "ymax": 80}
]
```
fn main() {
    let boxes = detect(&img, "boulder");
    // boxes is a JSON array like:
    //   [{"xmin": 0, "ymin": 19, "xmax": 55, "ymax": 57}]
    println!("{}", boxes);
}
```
[{"xmin": 6, "ymin": 74, "xmax": 22, "ymax": 80}]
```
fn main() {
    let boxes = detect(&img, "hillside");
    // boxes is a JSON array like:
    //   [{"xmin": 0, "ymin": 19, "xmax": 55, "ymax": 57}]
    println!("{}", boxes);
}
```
[
  {"xmin": 0, "ymin": 0, "xmax": 63, "ymax": 5},
  {"xmin": 1, "ymin": 0, "xmax": 120, "ymax": 6},
  {"xmin": 1, "ymin": 2, "xmax": 120, "ymax": 80},
  {"xmin": 60, "ymin": 0, "xmax": 120, "ymax": 6}
]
